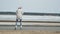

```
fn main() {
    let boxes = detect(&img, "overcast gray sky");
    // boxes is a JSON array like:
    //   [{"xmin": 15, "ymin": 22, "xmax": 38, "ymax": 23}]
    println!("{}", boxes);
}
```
[{"xmin": 0, "ymin": 0, "xmax": 60, "ymax": 13}]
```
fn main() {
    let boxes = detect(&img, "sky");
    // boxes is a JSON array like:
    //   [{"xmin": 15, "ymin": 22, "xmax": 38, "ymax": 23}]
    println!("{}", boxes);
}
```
[
  {"xmin": 0, "ymin": 0, "xmax": 20, "ymax": 12},
  {"xmin": 0, "ymin": 0, "xmax": 60, "ymax": 13}
]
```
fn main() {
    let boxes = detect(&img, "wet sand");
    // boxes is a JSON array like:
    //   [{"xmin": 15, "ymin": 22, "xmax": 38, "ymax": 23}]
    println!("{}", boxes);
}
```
[{"xmin": 0, "ymin": 30, "xmax": 60, "ymax": 34}]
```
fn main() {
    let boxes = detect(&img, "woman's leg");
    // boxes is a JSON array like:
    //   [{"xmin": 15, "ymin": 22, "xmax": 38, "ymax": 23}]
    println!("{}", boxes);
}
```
[
  {"xmin": 20, "ymin": 19, "xmax": 22, "ymax": 30},
  {"xmin": 15, "ymin": 18, "xmax": 18, "ymax": 30}
]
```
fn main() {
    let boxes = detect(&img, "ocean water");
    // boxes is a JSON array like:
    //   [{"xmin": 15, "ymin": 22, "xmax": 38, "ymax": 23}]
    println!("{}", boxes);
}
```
[
  {"xmin": 0, "ymin": 15, "xmax": 60, "ymax": 22},
  {"xmin": 0, "ymin": 15, "xmax": 60, "ymax": 30}
]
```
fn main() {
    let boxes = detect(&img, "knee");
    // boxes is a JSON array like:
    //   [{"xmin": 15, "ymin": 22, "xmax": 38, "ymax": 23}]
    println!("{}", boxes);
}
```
[
  {"xmin": 16, "ymin": 19, "xmax": 18, "ymax": 21},
  {"xmin": 20, "ymin": 19, "xmax": 22, "ymax": 22}
]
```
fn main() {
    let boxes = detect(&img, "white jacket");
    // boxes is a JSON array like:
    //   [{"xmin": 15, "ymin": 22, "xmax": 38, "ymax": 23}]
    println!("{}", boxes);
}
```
[{"xmin": 16, "ymin": 8, "xmax": 23, "ymax": 19}]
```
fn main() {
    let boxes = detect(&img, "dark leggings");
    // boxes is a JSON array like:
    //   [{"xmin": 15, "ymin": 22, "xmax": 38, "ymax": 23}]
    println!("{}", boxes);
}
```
[
  {"xmin": 16, "ymin": 19, "xmax": 22, "ymax": 22},
  {"xmin": 15, "ymin": 18, "xmax": 22, "ymax": 30}
]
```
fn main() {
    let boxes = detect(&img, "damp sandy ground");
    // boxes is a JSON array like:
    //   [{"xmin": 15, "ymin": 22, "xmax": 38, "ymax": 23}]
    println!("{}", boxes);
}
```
[{"xmin": 0, "ymin": 30, "xmax": 60, "ymax": 34}]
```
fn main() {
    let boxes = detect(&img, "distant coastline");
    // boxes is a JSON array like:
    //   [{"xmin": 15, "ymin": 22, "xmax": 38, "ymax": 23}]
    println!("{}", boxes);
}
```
[{"xmin": 0, "ymin": 12, "xmax": 60, "ymax": 16}]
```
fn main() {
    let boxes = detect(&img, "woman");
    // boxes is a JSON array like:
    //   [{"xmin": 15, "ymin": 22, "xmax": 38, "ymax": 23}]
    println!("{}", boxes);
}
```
[{"xmin": 15, "ymin": 7, "xmax": 23, "ymax": 30}]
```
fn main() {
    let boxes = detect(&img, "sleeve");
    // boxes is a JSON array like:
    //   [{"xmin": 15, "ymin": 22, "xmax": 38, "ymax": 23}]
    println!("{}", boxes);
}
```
[
  {"xmin": 16, "ymin": 9, "xmax": 18, "ymax": 18},
  {"xmin": 21, "ymin": 9, "xmax": 24, "ymax": 15}
]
